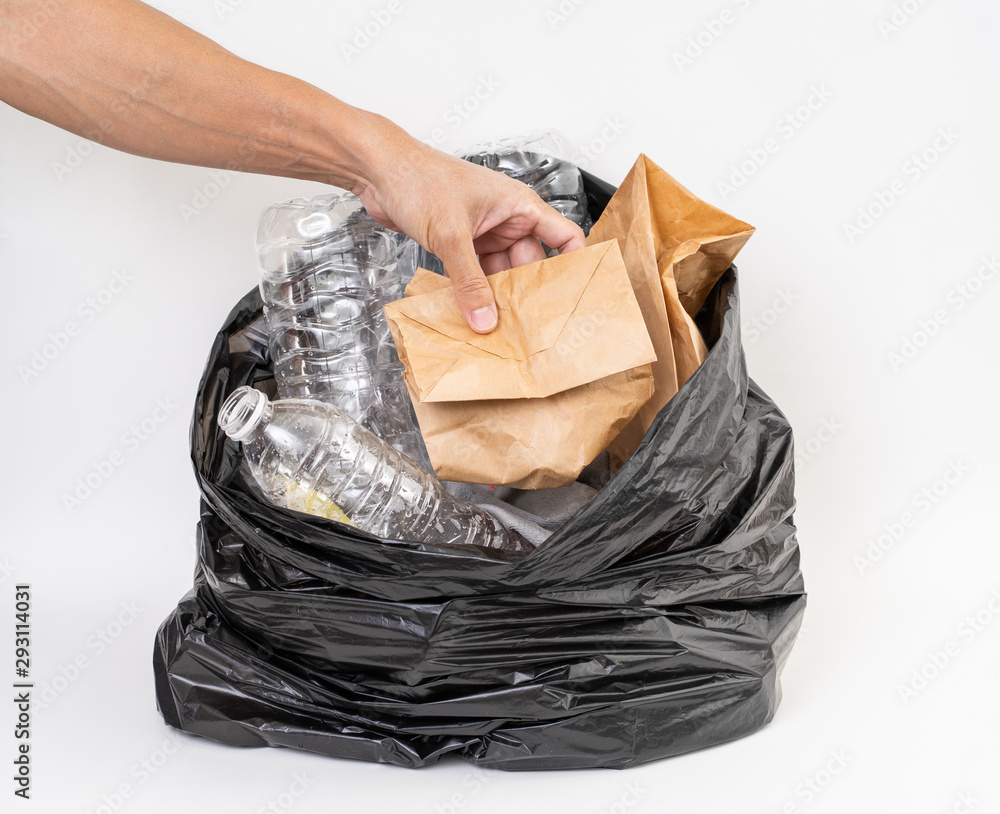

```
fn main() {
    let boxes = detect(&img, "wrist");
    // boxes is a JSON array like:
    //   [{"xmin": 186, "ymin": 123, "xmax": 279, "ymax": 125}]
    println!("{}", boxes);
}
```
[
  {"xmin": 338, "ymin": 108, "xmax": 423, "ymax": 196},
  {"xmin": 265, "ymin": 76, "xmax": 405, "ymax": 192}
]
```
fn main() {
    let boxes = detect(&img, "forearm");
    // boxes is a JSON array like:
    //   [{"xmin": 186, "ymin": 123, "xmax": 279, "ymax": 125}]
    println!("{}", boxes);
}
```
[
  {"xmin": 0, "ymin": 0, "xmax": 404, "ymax": 191},
  {"xmin": 0, "ymin": 0, "xmax": 587, "ymax": 334}
]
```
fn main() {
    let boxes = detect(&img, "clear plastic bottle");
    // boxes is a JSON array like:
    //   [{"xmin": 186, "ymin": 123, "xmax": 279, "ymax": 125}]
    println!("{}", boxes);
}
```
[
  {"xmin": 218, "ymin": 386, "xmax": 531, "ymax": 552},
  {"xmin": 461, "ymin": 130, "xmax": 593, "ymax": 234},
  {"xmin": 256, "ymin": 191, "xmax": 429, "ymax": 468}
]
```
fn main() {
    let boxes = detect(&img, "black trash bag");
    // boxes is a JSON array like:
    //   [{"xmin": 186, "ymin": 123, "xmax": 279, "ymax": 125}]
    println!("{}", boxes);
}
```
[{"xmin": 152, "ymin": 172, "xmax": 806, "ymax": 770}]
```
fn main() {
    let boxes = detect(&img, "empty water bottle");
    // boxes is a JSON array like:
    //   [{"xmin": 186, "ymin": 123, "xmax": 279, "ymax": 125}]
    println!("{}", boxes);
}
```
[
  {"xmin": 218, "ymin": 386, "xmax": 531, "ymax": 553},
  {"xmin": 256, "ymin": 192, "xmax": 430, "ymax": 468}
]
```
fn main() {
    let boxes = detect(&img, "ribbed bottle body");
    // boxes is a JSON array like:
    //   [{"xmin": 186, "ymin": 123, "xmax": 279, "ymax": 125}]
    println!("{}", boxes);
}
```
[{"xmin": 256, "ymin": 192, "xmax": 429, "ymax": 468}]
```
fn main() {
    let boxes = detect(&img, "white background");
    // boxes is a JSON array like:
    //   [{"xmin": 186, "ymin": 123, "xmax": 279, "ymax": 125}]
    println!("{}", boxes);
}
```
[{"xmin": 2, "ymin": 1, "xmax": 999, "ymax": 812}]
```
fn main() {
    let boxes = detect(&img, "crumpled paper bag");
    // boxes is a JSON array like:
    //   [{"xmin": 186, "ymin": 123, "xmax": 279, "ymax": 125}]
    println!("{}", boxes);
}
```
[
  {"xmin": 588, "ymin": 154, "xmax": 755, "ymax": 468},
  {"xmin": 384, "ymin": 240, "xmax": 656, "ymax": 489}
]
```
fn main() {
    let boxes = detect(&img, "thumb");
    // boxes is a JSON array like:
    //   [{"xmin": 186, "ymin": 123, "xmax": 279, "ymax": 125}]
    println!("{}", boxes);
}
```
[{"xmin": 439, "ymin": 238, "xmax": 498, "ymax": 334}]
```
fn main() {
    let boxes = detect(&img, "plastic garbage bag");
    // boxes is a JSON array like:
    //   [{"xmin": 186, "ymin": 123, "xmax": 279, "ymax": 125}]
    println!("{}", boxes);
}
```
[{"xmin": 152, "ymin": 170, "xmax": 806, "ymax": 770}]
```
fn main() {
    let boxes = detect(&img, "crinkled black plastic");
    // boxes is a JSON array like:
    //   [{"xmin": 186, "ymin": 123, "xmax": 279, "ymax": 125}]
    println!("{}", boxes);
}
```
[{"xmin": 152, "ymin": 172, "xmax": 806, "ymax": 770}]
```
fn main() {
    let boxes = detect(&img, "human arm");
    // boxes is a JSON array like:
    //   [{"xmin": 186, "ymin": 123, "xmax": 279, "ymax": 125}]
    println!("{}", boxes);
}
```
[{"xmin": 0, "ymin": 0, "xmax": 585, "ymax": 332}]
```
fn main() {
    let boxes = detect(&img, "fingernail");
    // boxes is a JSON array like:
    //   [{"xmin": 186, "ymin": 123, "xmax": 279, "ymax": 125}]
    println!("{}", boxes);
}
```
[{"xmin": 470, "ymin": 306, "xmax": 497, "ymax": 332}]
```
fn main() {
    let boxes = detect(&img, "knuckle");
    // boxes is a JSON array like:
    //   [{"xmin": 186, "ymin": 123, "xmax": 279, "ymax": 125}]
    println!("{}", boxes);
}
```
[
  {"xmin": 451, "ymin": 273, "xmax": 491, "ymax": 298},
  {"xmin": 427, "ymin": 221, "xmax": 469, "ymax": 256},
  {"xmin": 514, "ymin": 188, "xmax": 546, "ymax": 213}
]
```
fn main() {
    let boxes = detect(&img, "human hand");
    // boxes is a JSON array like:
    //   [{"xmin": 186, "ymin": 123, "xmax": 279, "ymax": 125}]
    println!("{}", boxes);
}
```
[
  {"xmin": 0, "ymin": 2, "xmax": 583, "ymax": 336},
  {"xmin": 354, "ymin": 122, "xmax": 586, "ymax": 333}
]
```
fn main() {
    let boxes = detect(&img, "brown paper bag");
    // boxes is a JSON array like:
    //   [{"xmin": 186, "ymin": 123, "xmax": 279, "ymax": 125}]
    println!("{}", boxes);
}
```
[
  {"xmin": 384, "ymin": 240, "xmax": 657, "ymax": 489},
  {"xmin": 588, "ymin": 154, "xmax": 754, "ymax": 468}
]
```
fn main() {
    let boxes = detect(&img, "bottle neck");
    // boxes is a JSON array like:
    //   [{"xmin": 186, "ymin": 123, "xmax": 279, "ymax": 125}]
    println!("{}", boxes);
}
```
[{"xmin": 218, "ymin": 386, "xmax": 271, "ymax": 441}]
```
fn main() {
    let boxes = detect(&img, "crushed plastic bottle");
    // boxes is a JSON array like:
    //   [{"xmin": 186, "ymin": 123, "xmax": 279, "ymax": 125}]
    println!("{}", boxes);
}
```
[
  {"xmin": 462, "ymin": 130, "xmax": 593, "ymax": 234},
  {"xmin": 256, "ymin": 192, "xmax": 430, "ymax": 468},
  {"xmin": 218, "ymin": 386, "xmax": 531, "ymax": 552}
]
